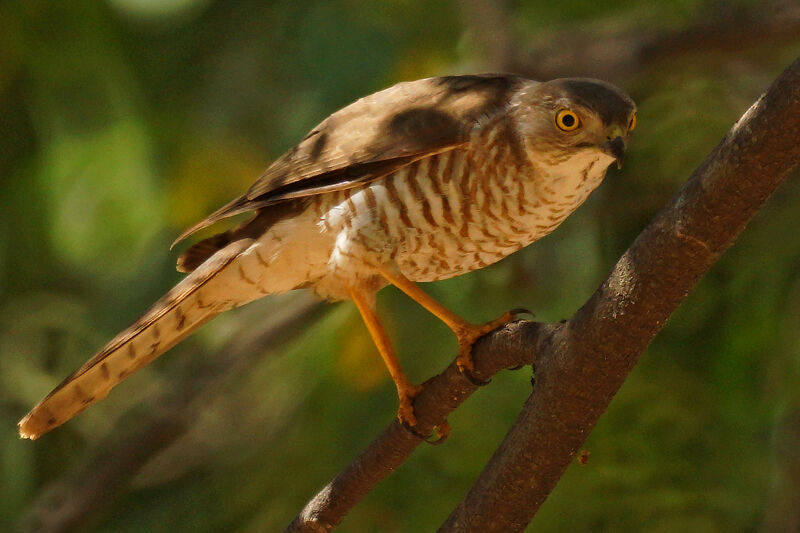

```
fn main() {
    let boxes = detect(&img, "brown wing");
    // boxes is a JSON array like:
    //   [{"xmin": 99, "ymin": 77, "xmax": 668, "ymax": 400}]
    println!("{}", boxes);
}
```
[
  {"xmin": 172, "ymin": 74, "xmax": 525, "ymax": 246},
  {"xmin": 176, "ymin": 199, "xmax": 308, "ymax": 273}
]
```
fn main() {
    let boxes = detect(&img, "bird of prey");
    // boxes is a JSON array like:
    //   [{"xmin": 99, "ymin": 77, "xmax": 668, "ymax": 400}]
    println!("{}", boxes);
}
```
[{"xmin": 19, "ymin": 74, "xmax": 636, "ymax": 439}]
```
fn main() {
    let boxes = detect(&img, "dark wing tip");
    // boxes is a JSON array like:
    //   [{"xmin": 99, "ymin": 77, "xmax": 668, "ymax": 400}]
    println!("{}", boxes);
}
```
[
  {"xmin": 170, "ymin": 195, "xmax": 250, "ymax": 250},
  {"xmin": 176, "ymin": 232, "xmax": 232, "ymax": 272}
]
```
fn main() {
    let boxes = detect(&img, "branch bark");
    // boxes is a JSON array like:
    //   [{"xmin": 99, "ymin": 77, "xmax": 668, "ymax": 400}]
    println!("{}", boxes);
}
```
[
  {"xmin": 288, "ymin": 57, "xmax": 800, "ymax": 532},
  {"xmin": 285, "ymin": 320, "xmax": 544, "ymax": 533},
  {"xmin": 440, "ymin": 56, "xmax": 800, "ymax": 532}
]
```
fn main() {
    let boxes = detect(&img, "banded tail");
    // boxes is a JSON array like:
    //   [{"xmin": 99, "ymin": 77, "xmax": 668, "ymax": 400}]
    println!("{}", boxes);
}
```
[{"xmin": 18, "ymin": 239, "xmax": 257, "ymax": 440}]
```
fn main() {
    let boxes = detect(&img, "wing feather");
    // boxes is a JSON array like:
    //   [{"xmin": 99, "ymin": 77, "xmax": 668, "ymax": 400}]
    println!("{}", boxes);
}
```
[{"xmin": 173, "ymin": 74, "xmax": 523, "ymax": 246}]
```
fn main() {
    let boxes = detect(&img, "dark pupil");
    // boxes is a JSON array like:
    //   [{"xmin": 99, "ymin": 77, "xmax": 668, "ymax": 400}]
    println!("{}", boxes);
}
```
[{"xmin": 562, "ymin": 114, "xmax": 575, "ymax": 127}]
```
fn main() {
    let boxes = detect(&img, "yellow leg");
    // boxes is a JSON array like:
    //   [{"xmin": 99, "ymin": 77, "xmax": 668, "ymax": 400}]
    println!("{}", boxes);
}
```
[
  {"xmin": 379, "ymin": 267, "xmax": 514, "ymax": 374},
  {"xmin": 348, "ymin": 287, "xmax": 422, "ymax": 426}
]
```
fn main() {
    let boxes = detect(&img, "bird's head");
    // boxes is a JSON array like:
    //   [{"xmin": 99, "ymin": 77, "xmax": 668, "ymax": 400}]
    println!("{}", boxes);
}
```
[{"xmin": 511, "ymin": 78, "xmax": 637, "ymax": 169}]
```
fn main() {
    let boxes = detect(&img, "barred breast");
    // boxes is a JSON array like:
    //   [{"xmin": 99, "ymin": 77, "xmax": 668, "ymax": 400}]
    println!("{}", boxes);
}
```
[{"xmin": 306, "ymin": 117, "xmax": 612, "ymax": 299}]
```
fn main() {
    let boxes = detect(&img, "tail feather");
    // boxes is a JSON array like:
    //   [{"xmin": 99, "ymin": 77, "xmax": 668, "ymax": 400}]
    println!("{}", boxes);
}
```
[{"xmin": 18, "ymin": 239, "xmax": 255, "ymax": 440}]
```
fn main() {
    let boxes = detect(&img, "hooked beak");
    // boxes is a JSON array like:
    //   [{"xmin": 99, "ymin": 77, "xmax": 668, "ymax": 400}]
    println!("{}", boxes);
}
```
[{"xmin": 603, "ymin": 135, "xmax": 626, "ymax": 169}]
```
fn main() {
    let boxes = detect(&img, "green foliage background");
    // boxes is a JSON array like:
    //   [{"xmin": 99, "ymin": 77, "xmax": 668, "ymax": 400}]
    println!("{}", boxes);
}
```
[{"xmin": 1, "ymin": 1, "xmax": 799, "ymax": 531}]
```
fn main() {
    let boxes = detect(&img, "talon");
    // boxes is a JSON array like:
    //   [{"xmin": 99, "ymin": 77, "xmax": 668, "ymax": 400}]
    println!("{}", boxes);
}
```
[
  {"xmin": 396, "ymin": 386, "xmax": 451, "ymax": 444},
  {"xmin": 509, "ymin": 307, "xmax": 534, "ymax": 318},
  {"xmin": 455, "ymin": 346, "xmax": 476, "ymax": 374},
  {"xmin": 454, "ymin": 311, "xmax": 517, "ymax": 377},
  {"xmin": 400, "ymin": 419, "xmax": 451, "ymax": 444},
  {"xmin": 461, "ymin": 365, "xmax": 492, "ymax": 386},
  {"xmin": 400, "ymin": 419, "xmax": 432, "ymax": 440},
  {"xmin": 397, "ymin": 384, "xmax": 423, "ymax": 427},
  {"xmin": 484, "ymin": 310, "xmax": 517, "ymax": 331},
  {"xmin": 427, "ymin": 421, "xmax": 451, "ymax": 445}
]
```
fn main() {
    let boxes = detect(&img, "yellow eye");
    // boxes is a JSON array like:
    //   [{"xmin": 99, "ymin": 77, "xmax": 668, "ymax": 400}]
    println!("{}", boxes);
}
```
[
  {"xmin": 555, "ymin": 109, "xmax": 581, "ymax": 132},
  {"xmin": 628, "ymin": 113, "xmax": 637, "ymax": 131}
]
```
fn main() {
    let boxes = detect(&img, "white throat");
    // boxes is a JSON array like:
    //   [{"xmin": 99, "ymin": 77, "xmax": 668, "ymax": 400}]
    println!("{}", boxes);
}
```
[{"xmin": 536, "ymin": 149, "xmax": 614, "ymax": 201}]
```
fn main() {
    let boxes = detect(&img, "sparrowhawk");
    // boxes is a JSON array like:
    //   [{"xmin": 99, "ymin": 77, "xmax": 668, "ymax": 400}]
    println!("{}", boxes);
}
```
[{"xmin": 19, "ymin": 74, "xmax": 636, "ymax": 439}]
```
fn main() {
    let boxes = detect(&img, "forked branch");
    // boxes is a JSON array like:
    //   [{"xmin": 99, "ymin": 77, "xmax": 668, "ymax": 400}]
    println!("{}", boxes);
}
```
[
  {"xmin": 289, "ymin": 56, "xmax": 800, "ymax": 532},
  {"xmin": 440, "ymin": 55, "xmax": 800, "ymax": 531}
]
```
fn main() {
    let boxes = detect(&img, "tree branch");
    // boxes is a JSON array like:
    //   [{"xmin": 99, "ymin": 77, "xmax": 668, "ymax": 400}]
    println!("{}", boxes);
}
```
[
  {"xmin": 439, "ymin": 55, "xmax": 800, "ymax": 532},
  {"xmin": 288, "ymin": 56, "xmax": 800, "ymax": 532},
  {"xmin": 285, "ymin": 320, "xmax": 545, "ymax": 533}
]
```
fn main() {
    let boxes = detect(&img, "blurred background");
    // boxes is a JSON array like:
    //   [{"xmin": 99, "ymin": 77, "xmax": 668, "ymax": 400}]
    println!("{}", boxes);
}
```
[{"xmin": 2, "ymin": 0, "xmax": 800, "ymax": 531}]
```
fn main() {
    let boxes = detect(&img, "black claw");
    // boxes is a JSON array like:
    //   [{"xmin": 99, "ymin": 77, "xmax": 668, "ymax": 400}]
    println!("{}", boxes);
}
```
[
  {"xmin": 508, "ymin": 363, "xmax": 525, "ymax": 371},
  {"xmin": 460, "ymin": 366, "xmax": 492, "ymax": 387},
  {"xmin": 426, "ymin": 422, "xmax": 451, "ymax": 445},
  {"xmin": 510, "ymin": 307, "xmax": 535, "ymax": 318},
  {"xmin": 400, "ymin": 420, "xmax": 432, "ymax": 440},
  {"xmin": 530, "ymin": 366, "xmax": 537, "ymax": 388},
  {"xmin": 399, "ymin": 420, "xmax": 451, "ymax": 445}
]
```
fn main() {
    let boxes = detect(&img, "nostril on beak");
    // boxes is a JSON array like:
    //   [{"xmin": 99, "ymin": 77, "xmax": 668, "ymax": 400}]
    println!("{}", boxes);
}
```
[{"xmin": 606, "ymin": 124, "xmax": 623, "ymax": 141}]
